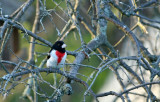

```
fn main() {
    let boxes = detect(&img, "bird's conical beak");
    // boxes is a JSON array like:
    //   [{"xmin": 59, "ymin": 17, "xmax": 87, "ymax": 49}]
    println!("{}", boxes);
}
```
[{"xmin": 62, "ymin": 44, "xmax": 67, "ymax": 48}]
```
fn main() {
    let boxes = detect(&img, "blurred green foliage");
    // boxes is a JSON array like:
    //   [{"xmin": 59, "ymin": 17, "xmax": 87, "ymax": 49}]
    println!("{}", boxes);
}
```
[{"xmin": 0, "ymin": 0, "xmax": 110, "ymax": 102}]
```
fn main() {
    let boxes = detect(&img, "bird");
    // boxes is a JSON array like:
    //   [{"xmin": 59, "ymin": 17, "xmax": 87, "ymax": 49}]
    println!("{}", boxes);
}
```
[{"xmin": 46, "ymin": 41, "xmax": 67, "ymax": 69}]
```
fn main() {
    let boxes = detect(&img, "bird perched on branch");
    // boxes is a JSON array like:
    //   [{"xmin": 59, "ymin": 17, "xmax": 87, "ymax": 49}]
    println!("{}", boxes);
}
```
[{"xmin": 46, "ymin": 41, "xmax": 67, "ymax": 69}]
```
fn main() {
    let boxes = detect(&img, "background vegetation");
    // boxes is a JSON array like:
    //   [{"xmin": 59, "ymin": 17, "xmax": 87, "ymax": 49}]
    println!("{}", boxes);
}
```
[{"xmin": 0, "ymin": 0, "xmax": 160, "ymax": 102}]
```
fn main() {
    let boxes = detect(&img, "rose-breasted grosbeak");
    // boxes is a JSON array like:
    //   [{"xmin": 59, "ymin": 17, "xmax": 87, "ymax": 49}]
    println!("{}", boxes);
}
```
[{"xmin": 46, "ymin": 41, "xmax": 67, "ymax": 69}]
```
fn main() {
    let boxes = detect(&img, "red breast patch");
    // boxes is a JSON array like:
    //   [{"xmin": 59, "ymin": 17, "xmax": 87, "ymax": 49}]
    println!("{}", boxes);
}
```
[{"xmin": 56, "ymin": 51, "xmax": 65, "ymax": 64}]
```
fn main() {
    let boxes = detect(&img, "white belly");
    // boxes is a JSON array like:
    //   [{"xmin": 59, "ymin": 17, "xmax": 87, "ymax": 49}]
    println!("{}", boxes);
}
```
[
  {"xmin": 46, "ymin": 56, "xmax": 58, "ymax": 68},
  {"xmin": 46, "ymin": 50, "xmax": 67, "ymax": 68}
]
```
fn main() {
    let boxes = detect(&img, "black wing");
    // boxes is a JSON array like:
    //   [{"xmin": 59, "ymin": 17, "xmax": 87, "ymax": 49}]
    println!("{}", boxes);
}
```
[
  {"xmin": 47, "ymin": 49, "xmax": 52, "ymax": 59},
  {"xmin": 47, "ymin": 43, "xmax": 55, "ymax": 59},
  {"xmin": 47, "ymin": 54, "xmax": 50, "ymax": 59}
]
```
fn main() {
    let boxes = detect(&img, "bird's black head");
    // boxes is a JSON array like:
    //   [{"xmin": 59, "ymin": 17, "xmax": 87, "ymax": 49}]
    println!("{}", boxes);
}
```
[{"xmin": 51, "ymin": 41, "xmax": 66, "ymax": 53}]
